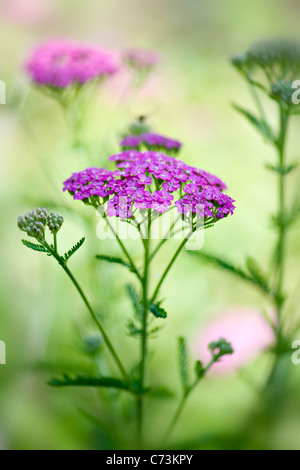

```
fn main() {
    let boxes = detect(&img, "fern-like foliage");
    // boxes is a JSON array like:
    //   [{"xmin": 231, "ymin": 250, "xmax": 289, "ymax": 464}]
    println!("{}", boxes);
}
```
[
  {"xmin": 49, "ymin": 374, "xmax": 130, "ymax": 391},
  {"xmin": 232, "ymin": 103, "xmax": 276, "ymax": 144},
  {"xmin": 266, "ymin": 163, "xmax": 298, "ymax": 176},
  {"xmin": 191, "ymin": 252, "xmax": 253, "ymax": 283},
  {"xmin": 178, "ymin": 337, "xmax": 191, "ymax": 394},
  {"xmin": 95, "ymin": 254, "xmax": 131, "ymax": 269},
  {"xmin": 22, "ymin": 239, "xmax": 49, "ymax": 254},
  {"xmin": 62, "ymin": 237, "xmax": 85, "ymax": 263},
  {"xmin": 191, "ymin": 251, "xmax": 277, "ymax": 299},
  {"xmin": 245, "ymin": 256, "xmax": 270, "ymax": 294},
  {"xmin": 126, "ymin": 285, "xmax": 143, "ymax": 321}
]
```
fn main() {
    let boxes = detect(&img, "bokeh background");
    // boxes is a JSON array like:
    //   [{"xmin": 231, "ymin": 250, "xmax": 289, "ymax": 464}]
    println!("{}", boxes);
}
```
[{"xmin": 1, "ymin": 0, "xmax": 300, "ymax": 450}]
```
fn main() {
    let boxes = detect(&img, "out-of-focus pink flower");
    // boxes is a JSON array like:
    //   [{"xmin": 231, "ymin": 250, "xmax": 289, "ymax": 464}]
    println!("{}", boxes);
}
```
[
  {"xmin": 1, "ymin": 0, "xmax": 54, "ymax": 25},
  {"xmin": 26, "ymin": 40, "xmax": 120, "ymax": 88},
  {"xmin": 195, "ymin": 308, "xmax": 275, "ymax": 374},
  {"xmin": 123, "ymin": 48, "xmax": 160, "ymax": 71}
]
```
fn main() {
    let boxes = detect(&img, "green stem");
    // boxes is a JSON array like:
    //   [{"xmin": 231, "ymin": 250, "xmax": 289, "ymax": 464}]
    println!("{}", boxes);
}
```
[
  {"xmin": 266, "ymin": 107, "xmax": 289, "ymax": 392},
  {"xmin": 275, "ymin": 107, "xmax": 289, "ymax": 324},
  {"xmin": 151, "ymin": 230, "xmax": 193, "ymax": 304},
  {"xmin": 161, "ymin": 393, "xmax": 189, "ymax": 448},
  {"xmin": 248, "ymin": 80, "xmax": 268, "ymax": 125},
  {"xmin": 161, "ymin": 359, "xmax": 214, "ymax": 448},
  {"xmin": 137, "ymin": 211, "xmax": 152, "ymax": 448},
  {"xmin": 104, "ymin": 216, "xmax": 142, "ymax": 282},
  {"xmin": 149, "ymin": 215, "xmax": 181, "ymax": 262},
  {"xmin": 43, "ymin": 241, "xmax": 129, "ymax": 383},
  {"xmin": 53, "ymin": 233, "xmax": 57, "ymax": 253}
]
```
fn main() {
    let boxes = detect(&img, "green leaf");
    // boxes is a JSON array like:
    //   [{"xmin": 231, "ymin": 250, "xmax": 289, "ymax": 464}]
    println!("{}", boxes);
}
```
[
  {"xmin": 49, "ymin": 374, "xmax": 130, "ymax": 391},
  {"xmin": 148, "ymin": 387, "xmax": 174, "ymax": 399},
  {"xmin": 195, "ymin": 360, "xmax": 205, "ymax": 380},
  {"xmin": 21, "ymin": 239, "xmax": 49, "ymax": 254},
  {"xmin": 126, "ymin": 285, "xmax": 143, "ymax": 321},
  {"xmin": 149, "ymin": 302, "xmax": 167, "ymax": 319},
  {"xmin": 63, "ymin": 237, "xmax": 85, "ymax": 263},
  {"xmin": 190, "ymin": 252, "xmax": 252, "ymax": 283},
  {"xmin": 232, "ymin": 103, "xmax": 275, "ymax": 143},
  {"xmin": 178, "ymin": 337, "xmax": 191, "ymax": 393},
  {"xmin": 127, "ymin": 320, "xmax": 143, "ymax": 337},
  {"xmin": 246, "ymin": 256, "xmax": 270, "ymax": 293},
  {"xmin": 265, "ymin": 163, "xmax": 298, "ymax": 175},
  {"xmin": 190, "ymin": 252, "xmax": 275, "ymax": 300},
  {"xmin": 95, "ymin": 254, "xmax": 131, "ymax": 270}
]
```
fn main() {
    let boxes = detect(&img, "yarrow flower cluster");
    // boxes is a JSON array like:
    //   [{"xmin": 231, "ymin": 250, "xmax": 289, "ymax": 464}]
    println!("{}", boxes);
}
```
[
  {"xmin": 26, "ymin": 40, "xmax": 119, "ymax": 88},
  {"xmin": 63, "ymin": 150, "xmax": 235, "ymax": 222},
  {"xmin": 17, "ymin": 207, "xmax": 48, "ymax": 241},
  {"xmin": 47, "ymin": 212, "xmax": 64, "ymax": 234},
  {"xmin": 120, "ymin": 133, "xmax": 182, "ymax": 154},
  {"xmin": 123, "ymin": 48, "xmax": 160, "ymax": 72},
  {"xmin": 17, "ymin": 208, "xmax": 64, "ymax": 240},
  {"xmin": 231, "ymin": 39, "xmax": 300, "ymax": 84}
]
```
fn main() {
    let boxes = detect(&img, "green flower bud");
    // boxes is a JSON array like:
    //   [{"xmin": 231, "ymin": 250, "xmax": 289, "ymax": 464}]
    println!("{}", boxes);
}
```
[
  {"xmin": 47, "ymin": 212, "xmax": 64, "ymax": 234},
  {"xmin": 17, "ymin": 208, "xmax": 47, "ymax": 241}
]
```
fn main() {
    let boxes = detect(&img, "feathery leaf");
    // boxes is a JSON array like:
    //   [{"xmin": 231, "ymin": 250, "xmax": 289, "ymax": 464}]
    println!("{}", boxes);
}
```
[
  {"xmin": 63, "ymin": 237, "xmax": 85, "ymax": 263},
  {"xmin": 178, "ymin": 337, "xmax": 191, "ymax": 394},
  {"xmin": 49, "ymin": 374, "xmax": 130, "ymax": 391},
  {"xmin": 232, "ymin": 103, "xmax": 275, "ymax": 143},
  {"xmin": 95, "ymin": 254, "xmax": 131, "ymax": 270},
  {"xmin": 21, "ymin": 239, "xmax": 49, "ymax": 254}
]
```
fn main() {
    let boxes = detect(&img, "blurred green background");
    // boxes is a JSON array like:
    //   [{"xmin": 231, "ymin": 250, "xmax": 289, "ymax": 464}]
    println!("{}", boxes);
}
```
[{"xmin": 1, "ymin": 0, "xmax": 300, "ymax": 450}]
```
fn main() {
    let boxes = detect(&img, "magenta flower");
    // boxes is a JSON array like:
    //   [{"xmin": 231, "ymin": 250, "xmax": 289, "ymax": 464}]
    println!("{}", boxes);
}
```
[
  {"xmin": 26, "ymin": 40, "xmax": 120, "ymax": 88},
  {"xmin": 63, "ymin": 150, "xmax": 235, "ymax": 222}
]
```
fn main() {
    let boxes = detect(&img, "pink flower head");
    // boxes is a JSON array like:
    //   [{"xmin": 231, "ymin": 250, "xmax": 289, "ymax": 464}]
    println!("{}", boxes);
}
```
[
  {"xmin": 26, "ymin": 40, "xmax": 120, "ymax": 88},
  {"xmin": 120, "ymin": 133, "xmax": 182, "ymax": 154},
  {"xmin": 195, "ymin": 308, "xmax": 275, "ymax": 375},
  {"xmin": 63, "ymin": 150, "xmax": 235, "ymax": 222},
  {"xmin": 123, "ymin": 48, "xmax": 160, "ymax": 71},
  {"xmin": 1, "ymin": 0, "xmax": 54, "ymax": 25}
]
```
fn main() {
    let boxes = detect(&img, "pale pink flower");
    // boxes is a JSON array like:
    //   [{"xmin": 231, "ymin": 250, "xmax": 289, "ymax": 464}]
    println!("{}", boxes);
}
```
[{"xmin": 195, "ymin": 308, "xmax": 275, "ymax": 374}]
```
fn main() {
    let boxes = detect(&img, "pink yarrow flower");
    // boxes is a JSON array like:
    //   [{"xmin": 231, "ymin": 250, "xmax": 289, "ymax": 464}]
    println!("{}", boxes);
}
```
[
  {"xmin": 26, "ymin": 40, "xmax": 120, "ymax": 88},
  {"xmin": 63, "ymin": 150, "xmax": 235, "ymax": 222}
]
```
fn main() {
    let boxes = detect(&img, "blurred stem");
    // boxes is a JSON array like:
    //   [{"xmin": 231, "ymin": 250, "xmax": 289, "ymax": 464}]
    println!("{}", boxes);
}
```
[
  {"xmin": 266, "ymin": 106, "xmax": 289, "ymax": 391},
  {"xmin": 137, "ymin": 211, "xmax": 152, "ymax": 448},
  {"xmin": 161, "ymin": 359, "xmax": 214, "ymax": 448},
  {"xmin": 275, "ymin": 107, "xmax": 289, "ymax": 316},
  {"xmin": 43, "ymin": 241, "xmax": 129, "ymax": 383},
  {"xmin": 248, "ymin": 80, "xmax": 268, "ymax": 125}
]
